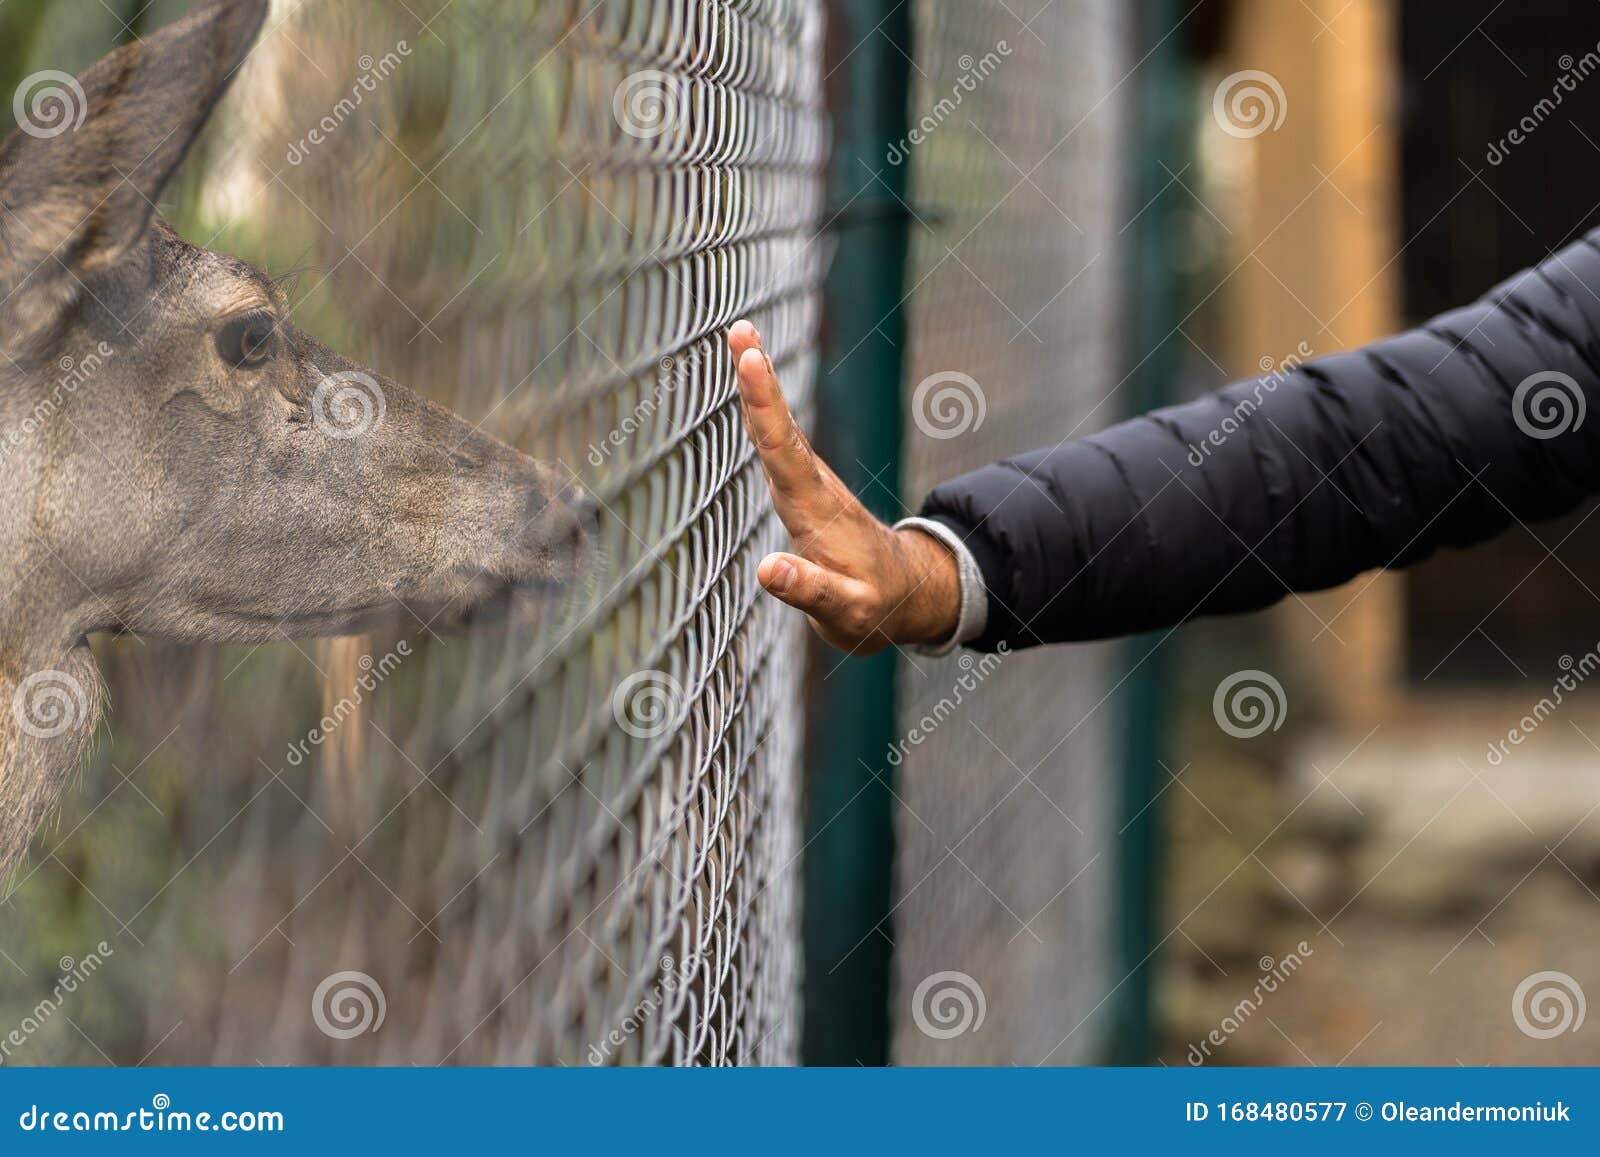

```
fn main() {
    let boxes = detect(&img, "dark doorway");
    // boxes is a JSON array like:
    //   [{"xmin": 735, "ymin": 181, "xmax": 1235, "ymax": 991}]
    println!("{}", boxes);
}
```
[{"xmin": 1399, "ymin": 1, "xmax": 1600, "ymax": 684}]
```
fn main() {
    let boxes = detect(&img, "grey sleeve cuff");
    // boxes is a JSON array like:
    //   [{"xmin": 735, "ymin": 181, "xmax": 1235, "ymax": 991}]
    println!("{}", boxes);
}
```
[{"xmin": 892, "ymin": 516, "xmax": 989, "ymax": 656}]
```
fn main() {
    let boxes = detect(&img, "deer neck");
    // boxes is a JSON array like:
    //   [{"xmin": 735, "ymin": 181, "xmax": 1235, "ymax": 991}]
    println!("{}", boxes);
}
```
[
  {"xmin": 0, "ymin": 637, "xmax": 105, "ymax": 881},
  {"xmin": 0, "ymin": 389, "xmax": 115, "ymax": 879}
]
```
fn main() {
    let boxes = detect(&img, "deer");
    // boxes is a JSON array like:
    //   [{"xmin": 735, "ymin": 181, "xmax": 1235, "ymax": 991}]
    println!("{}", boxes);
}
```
[{"xmin": 0, "ymin": 0, "xmax": 594, "ymax": 877}]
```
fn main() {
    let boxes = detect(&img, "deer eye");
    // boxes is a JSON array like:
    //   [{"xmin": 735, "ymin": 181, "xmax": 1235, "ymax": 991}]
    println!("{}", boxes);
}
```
[{"xmin": 216, "ymin": 312, "xmax": 277, "ymax": 369}]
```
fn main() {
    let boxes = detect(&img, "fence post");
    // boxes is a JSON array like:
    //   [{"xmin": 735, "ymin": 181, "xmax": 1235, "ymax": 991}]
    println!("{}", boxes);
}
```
[
  {"xmin": 1109, "ymin": 0, "xmax": 1186, "ymax": 1065},
  {"xmin": 803, "ymin": 0, "xmax": 914, "ymax": 1066}
]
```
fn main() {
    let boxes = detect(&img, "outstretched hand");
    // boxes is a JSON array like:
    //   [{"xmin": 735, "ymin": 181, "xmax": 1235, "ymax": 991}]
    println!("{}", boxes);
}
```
[{"xmin": 727, "ymin": 320, "xmax": 961, "ymax": 655}]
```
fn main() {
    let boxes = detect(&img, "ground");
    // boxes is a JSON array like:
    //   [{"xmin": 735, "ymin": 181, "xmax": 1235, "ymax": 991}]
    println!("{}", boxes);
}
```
[{"xmin": 1159, "ymin": 642, "xmax": 1600, "ymax": 1066}]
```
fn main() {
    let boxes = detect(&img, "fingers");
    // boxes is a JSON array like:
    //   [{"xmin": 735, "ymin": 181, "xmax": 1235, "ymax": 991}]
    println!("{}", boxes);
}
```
[
  {"xmin": 728, "ymin": 323, "xmax": 817, "ymax": 497},
  {"xmin": 728, "ymin": 318, "xmax": 762, "ymax": 361},
  {"xmin": 758, "ymin": 552, "xmax": 872, "ymax": 626},
  {"xmin": 733, "ymin": 321, "xmax": 894, "ymax": 653}
]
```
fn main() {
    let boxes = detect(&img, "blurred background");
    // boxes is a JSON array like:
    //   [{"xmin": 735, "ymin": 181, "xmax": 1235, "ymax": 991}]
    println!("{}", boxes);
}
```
[
  {"xmin": 1, "ymin": 0, "xmax": 1597, "ymax": 1066},
  {"xmin": 1157, "ymin": 0, "xmax": 1600, "ymax": 1066}
]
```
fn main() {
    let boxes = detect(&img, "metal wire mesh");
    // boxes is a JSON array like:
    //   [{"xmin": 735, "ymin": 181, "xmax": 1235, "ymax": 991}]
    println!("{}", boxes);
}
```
[
  {"xmin": 0, "ymin": 0, "xmax": 824, "ymax": 1066},
  {"xmin": 891, "ymin": 0, "xmax": 1130, "ymax": 1065}
]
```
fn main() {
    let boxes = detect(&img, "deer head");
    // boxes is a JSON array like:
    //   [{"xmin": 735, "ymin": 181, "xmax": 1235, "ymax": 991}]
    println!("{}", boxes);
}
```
[{"xmin": 0, "ymin": 0, "xmax": 594, "ymax": 875}]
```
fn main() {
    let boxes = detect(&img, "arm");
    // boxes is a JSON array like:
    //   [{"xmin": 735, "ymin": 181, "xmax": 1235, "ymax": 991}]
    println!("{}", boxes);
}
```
[{"xmin": 728, "ymin": 229, "xmax": 1600, "ymax": 654}]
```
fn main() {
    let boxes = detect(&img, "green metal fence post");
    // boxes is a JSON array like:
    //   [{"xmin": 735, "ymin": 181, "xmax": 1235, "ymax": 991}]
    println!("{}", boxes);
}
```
[
  {"xmin": 802, "ymin": 0, "xmax": 914, "ymax": 1067},
  {"xmin": 1110, "ymin": 0, "xmax": 1187, "ymax": 1066}
]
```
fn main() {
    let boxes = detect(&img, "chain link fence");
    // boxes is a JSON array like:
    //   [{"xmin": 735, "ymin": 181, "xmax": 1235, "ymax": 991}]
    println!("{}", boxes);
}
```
[
  {"xmin": 891, "ymin": 0, "xmax": 1131, "ymax": 1065},
  {"xmin": 0, "ymin": 0, "xmax": 825, "ymax": 1066}
]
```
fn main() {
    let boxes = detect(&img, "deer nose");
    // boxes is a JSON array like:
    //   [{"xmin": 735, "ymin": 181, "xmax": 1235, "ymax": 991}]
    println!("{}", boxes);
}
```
[
  {"xmin": 560, "ymin": 485, "xmax": 599, "ymax": 551},
  {"xmin": 567, "ymin": 486, "xmax": 600, "ymax": 533},
  {"xmin": 529, "ymin": 481, "xmax": 598, "ymax": 557}
]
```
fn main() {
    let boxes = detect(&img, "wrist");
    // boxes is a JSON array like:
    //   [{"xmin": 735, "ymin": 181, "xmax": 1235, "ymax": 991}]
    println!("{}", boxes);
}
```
[{"xmin": 888, "ymin": 526, "xmax": 963, "ymax": 645}]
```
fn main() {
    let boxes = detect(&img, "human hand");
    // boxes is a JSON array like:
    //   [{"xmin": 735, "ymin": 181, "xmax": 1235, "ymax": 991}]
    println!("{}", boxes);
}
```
[{"xmin": 728, "ymin": 320, "xmax": 961, "ymax": 655}]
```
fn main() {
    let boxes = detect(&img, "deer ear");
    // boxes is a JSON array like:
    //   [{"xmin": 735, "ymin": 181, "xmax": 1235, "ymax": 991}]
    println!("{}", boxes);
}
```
[{"xmin": 0, "ymin": 0, "xmax": 267, "ymax": 295}]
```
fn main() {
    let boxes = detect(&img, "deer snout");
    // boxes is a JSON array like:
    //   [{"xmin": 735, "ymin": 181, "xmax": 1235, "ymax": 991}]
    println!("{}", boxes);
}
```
[
  {"xmin": 442, "ymin": 472, "xmax": 596, "ymax": 631},
  {"xmin": 503, "ymin": 475, "xmax": 598, "ymax": 590},
  {"xmin": 427, "ymin": 467, "xmax": 596, "ymax": 632},
  {"xmin": 528, "ymin": 482, "xmax": 599, "ymax": 562}
]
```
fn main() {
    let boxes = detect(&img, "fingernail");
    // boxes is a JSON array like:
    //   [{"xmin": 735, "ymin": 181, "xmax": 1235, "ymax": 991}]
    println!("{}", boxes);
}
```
[{"xmin": 769, "ymin": 559, "xmax": 796, "ymax": 594}]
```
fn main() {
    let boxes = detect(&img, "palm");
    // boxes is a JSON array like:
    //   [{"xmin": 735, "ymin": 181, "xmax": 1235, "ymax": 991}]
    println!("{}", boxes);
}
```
[{"xmin": 727, "ymin": 321, "xmax": 960, "ymax": 654}]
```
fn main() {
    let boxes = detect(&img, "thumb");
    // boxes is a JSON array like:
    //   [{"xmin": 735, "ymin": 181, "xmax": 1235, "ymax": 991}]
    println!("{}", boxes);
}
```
[{"xmin": 758, "ymin": 552, "xmax": 870, "ymax": 622}]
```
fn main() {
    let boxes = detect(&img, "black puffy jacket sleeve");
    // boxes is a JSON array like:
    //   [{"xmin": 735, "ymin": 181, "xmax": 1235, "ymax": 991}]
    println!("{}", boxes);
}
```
[{"xmin": 919, "ymin": 231, "xmax": 1600, "ymax": 651}]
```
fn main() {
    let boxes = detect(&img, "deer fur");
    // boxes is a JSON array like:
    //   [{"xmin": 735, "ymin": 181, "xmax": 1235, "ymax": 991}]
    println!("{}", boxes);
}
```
[{"xmin": 0, "ymin": 0, "xmax": 591, "ymax": 876}]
